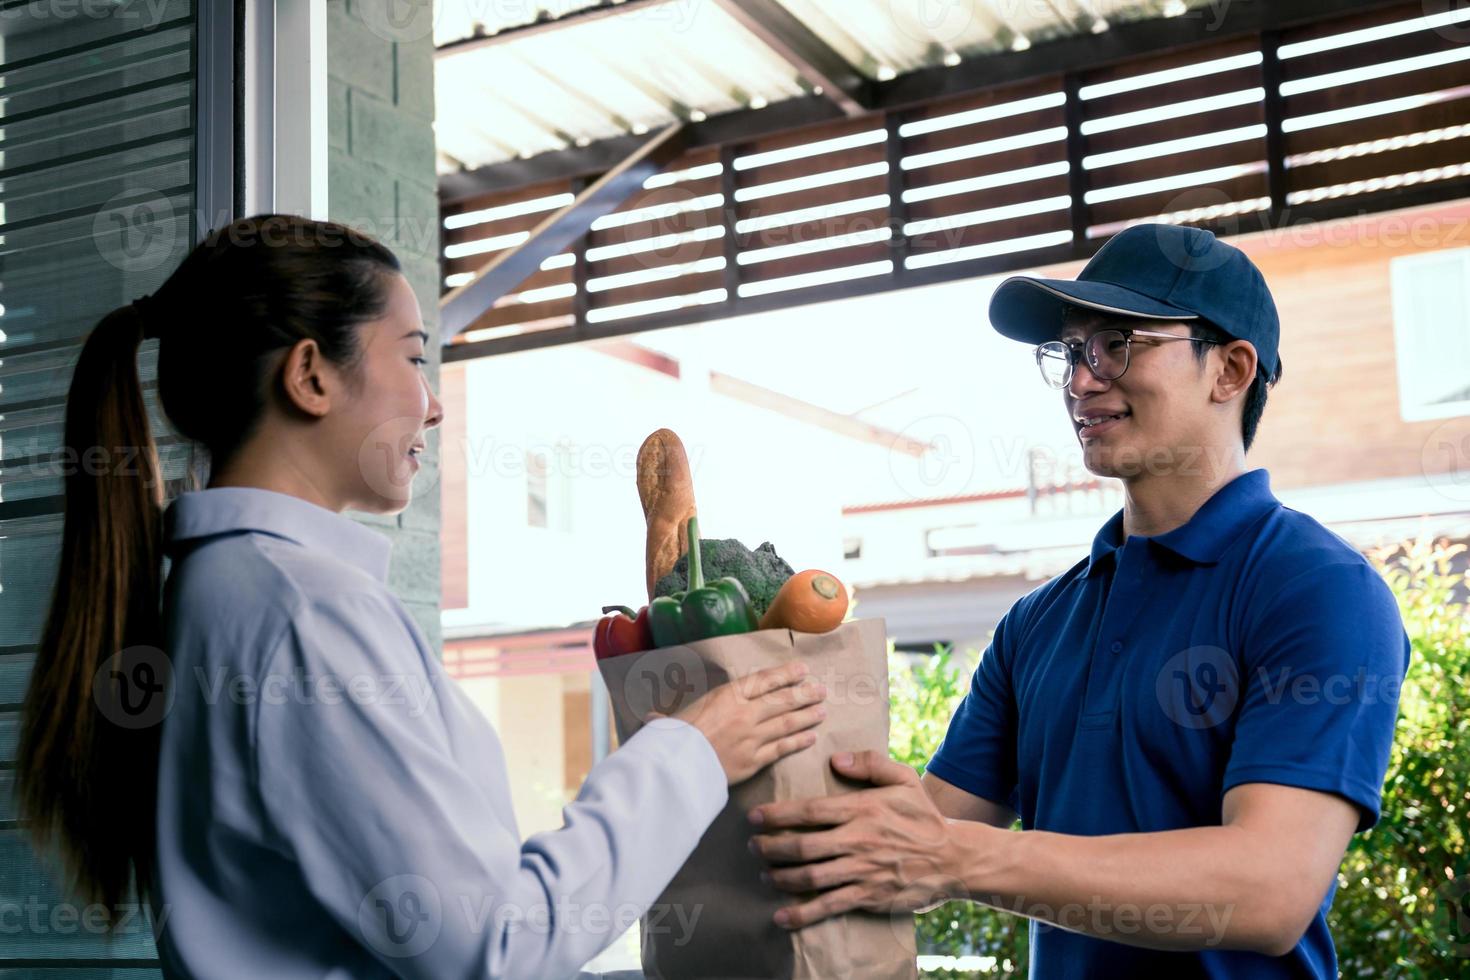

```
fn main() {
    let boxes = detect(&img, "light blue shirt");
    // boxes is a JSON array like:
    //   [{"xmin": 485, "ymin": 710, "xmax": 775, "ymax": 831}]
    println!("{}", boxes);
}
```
[{"xmin": 152, "ymin": 486, "xmax": 727, "ymax": 979}]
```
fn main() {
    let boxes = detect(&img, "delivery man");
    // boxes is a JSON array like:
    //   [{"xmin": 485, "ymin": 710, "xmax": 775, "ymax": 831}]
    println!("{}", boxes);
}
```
[{"xmin": 745, "ymin": 224, "xmax": 1412, "ymax": 978}]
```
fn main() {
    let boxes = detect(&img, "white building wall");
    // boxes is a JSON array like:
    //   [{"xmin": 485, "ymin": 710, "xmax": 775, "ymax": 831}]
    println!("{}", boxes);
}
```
[{"xmin": 452, "ymin": 337, "xmax": 904, "ymax": 632}]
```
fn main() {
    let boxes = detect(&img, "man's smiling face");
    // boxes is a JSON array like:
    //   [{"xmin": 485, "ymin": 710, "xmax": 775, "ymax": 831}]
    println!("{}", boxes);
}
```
[{"xmin": 1059, "ymin": 309, "xmax": 1215, "ymax": 481}]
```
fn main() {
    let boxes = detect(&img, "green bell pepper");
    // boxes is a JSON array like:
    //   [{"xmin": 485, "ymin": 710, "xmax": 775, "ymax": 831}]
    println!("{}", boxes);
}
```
[{"xmin": 648, "ymin": 516, "xmax": 759, "ymax": 648}]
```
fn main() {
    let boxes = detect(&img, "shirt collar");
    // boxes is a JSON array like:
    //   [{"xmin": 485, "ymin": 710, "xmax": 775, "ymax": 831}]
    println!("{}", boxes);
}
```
[
  {"xmin": 1087, "ymin": 508, "xmax": 1127, "ymax": 576},
  {"xmin": 1085, "ymin": 468, "xmax": 1278, "ymax": 576},
  {"xmin": 163, "ymin": 486, "xmax": 393, "ymax": 584}
]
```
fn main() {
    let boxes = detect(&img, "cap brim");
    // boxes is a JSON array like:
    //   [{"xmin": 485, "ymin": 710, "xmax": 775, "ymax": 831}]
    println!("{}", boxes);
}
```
[{"xmin": 989, "ymin": 276, "xmax": 1199, "ymax": 345}]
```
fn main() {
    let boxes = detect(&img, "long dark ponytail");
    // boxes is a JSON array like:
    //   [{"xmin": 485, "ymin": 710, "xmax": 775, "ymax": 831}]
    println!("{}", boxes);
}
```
[{"xmin": 15, "ymin": 214, "xmax": 402, "ymax": 922}]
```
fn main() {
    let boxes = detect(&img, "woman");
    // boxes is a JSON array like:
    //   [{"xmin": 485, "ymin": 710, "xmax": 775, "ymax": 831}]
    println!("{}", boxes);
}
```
[{"xmin": 16, "ymin": 214, "xmax": 828, "ymax": 979}]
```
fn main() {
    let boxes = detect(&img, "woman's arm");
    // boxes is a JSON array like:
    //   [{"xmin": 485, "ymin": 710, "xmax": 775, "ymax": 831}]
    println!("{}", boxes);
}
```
[{"xmin": 254, "ymin": 590, "xmax": 817, "ymax": 980}]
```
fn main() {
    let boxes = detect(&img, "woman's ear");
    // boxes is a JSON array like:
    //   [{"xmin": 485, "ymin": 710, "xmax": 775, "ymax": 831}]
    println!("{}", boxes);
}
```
[
  {"xmin": 278, "ymin": 338, "xmax": 333, "ymax": 418},
  {"xmin": 1212, "ymin": 339, "xmax": 1258, "ymax": 405}
]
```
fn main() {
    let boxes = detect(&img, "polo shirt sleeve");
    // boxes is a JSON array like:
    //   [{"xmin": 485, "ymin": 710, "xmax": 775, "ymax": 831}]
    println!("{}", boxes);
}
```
[
  {"xmin": 1225, "ymin": 560, "xmax": 1410, "ymax": 832},
  {"xmin": 252, "ymin": 590, "xmax": 729, "ymax": 980},
  {"xmin": 923, "ymin": 606, "xmax": 1019, "ymax": 813}
]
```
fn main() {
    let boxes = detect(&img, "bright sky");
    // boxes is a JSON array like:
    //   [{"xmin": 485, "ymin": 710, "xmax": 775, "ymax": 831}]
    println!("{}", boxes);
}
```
[{"xmin": 632, "ymin": 272, "xmax": 1087, "ymax": 496}]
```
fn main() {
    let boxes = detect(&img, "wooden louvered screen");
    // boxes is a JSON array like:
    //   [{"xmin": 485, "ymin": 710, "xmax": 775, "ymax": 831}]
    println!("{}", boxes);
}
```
[
  {"xmin": 587, "ymin": 147, "xmax": 724, "ymax": 322},
  {"xmin": 898, "ymin": 78, "xmax": 1072, "ymax": 268},
  {"xmin": 442, "ymin": 2, "xmax": 1470, "ymax": 357},
  {"xmin": 1078, "ymin": 37, "xmax": 1270, "ymax": 234},
  {"xmin": 733, "ymin": 119, "xmax": 891, "ymax": 295},
  {"xmin": 1279, "ymin": 2, "xmax": 1470, "ymax": 204},
  {"xmin": 442, "ymin": 177, "xmax": 581, "ymax": 334}
]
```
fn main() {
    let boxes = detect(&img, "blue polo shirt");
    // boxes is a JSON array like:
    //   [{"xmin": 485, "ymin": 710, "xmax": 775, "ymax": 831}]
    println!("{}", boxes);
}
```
[{"xmin": 926, "ymin": 468, "xmax": 1410, "ymax": 979}]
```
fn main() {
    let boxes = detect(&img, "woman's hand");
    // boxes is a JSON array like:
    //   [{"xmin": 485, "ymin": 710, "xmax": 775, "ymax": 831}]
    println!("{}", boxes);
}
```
[{"xmin": 658, "ymin": 661, "xmax": 827, "ymax": 784}]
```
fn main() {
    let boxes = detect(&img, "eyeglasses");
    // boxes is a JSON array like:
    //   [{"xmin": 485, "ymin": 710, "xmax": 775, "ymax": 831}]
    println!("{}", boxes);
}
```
[{"xmin": 1034, "ymin": 328, "xmax": 1221, "ymax": 390}]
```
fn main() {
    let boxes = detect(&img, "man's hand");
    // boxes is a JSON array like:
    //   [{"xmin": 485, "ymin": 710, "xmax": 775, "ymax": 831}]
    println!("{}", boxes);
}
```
[{"xmin": 747, "ymin": 749, "xmax": 963, "ymax": 929}]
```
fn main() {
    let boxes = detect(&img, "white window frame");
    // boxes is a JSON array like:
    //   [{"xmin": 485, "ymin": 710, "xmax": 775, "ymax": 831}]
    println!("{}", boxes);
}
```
[
  {"xmin": 524, "ymin": 443, "xmax": 575, "ymax": 533},
  {"xmin": 1389, "ymin": 247, "xmax": 1470, "ymax": 422},
  {"xmin": 242, "ymin": 0, "xmax": 328, "ymax": 218}
]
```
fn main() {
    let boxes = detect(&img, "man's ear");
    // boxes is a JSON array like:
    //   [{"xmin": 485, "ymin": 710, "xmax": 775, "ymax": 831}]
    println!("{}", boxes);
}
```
[{"xmin": 1212, "ymin": 339, "xmax": 1258, "ymax": 405}]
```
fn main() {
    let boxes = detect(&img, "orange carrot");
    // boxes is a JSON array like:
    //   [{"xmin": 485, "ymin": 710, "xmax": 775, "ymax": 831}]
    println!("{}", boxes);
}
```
[{"xmin": 759, "ymin": 570, "xmax": 849, "ymax": 633}]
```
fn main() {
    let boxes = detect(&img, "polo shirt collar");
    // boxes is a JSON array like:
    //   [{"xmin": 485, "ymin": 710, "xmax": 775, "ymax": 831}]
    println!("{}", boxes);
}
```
[
  {"xmin": 1087, "ymin": 509, "xmax": 1127, "ymax": 576},
  {"xmin": 163, "ymin": 486, "xmax": 393, "ymax": 584},
  {"xmin": 1086, "ymin": 468, "xmax": 1277, "ymax": 576}
]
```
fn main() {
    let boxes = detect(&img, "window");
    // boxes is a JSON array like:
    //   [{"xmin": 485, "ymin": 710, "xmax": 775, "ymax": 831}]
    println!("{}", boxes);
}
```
[
  {"xmin": 925, "ymin": 525, "xmax": 997, "ymax": 559},
  {"xmin": 0, "ymin": 0, "xmax": 231, "ymax": 970},
  {"xmin": 527, "ymin": 450, "xmax": 549, "ymax": 528},
  {"xmin": 524, "ymin": 444, "xmax": 574, "ymax": 532},
  {"xmin": 1390, "ymin": 248, "xmax": 1470, "ymax": 421}
]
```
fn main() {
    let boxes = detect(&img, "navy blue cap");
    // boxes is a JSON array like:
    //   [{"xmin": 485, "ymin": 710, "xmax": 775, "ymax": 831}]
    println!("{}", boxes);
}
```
[{"xmin": 989, "ymin": 224, "xmax": 1281, "ymax": 381}]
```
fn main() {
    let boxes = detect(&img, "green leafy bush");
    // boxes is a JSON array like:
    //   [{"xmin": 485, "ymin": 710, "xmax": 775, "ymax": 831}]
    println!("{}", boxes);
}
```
[
  {"xmin": 1330, "ymin": 537, "xmax": 1470, "ymax": 976},
  {"xmin": 888, "ymin": 643, "xmax": 1029, "ymax": 977},
  {"xmin": 885, "ymin": 535, "xmax": 1470, "ymax": 977}
]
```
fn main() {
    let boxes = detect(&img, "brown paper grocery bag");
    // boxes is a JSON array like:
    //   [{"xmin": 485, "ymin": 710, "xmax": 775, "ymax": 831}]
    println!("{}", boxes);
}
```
[{"xmin": 597, "ymin": 618, "xmax": 919, "ymax": 980}]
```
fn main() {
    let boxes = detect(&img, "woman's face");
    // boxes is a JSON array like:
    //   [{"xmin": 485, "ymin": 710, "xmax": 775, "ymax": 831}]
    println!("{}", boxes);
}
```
[{"xmin": 340, "ymin": 271, "xmax": 444, "ymax": 514}]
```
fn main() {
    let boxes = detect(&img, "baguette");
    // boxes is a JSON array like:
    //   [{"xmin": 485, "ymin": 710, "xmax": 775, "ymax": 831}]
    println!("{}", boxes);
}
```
[{"xmin": 637, "ymin": 429, "xmax": 698, "ymax": 600}]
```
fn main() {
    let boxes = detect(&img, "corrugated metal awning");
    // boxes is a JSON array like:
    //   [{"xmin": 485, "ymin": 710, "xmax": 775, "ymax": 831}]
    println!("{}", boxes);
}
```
[
  {"xmin": 435, "ymin": 1, "xmax": 1470, "ymax": 359},
  {"xmin": 434, "ymin": 0, "xmax": 1218, "ymax": 173}
]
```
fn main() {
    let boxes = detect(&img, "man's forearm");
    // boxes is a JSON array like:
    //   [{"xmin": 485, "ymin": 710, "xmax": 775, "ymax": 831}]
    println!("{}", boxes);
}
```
[{"xmin": 945, "ymin": 820, "xmax": 1308, "ymax": 956}]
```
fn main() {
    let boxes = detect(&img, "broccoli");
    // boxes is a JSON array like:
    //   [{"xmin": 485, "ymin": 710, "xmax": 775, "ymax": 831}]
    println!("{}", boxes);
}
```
[{"xmin": 654, "ymin": 538, "xmax": 795, "ymax": 619}]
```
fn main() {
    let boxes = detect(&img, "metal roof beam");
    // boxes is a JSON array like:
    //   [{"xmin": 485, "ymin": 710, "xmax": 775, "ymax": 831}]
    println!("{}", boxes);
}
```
[
  {"xmin": 439, "ymin": 123, "xmax": 688, "ymax": 342},
  {"xmin": 711, "ymin": 0, "xmax": 872, "ymax": 116}
]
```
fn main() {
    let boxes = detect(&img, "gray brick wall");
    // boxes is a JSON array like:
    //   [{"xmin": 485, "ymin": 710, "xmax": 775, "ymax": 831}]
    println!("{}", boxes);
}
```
[{"xmin": 327, "ymin": 0, "xmax": 443, "ymax": 656}]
